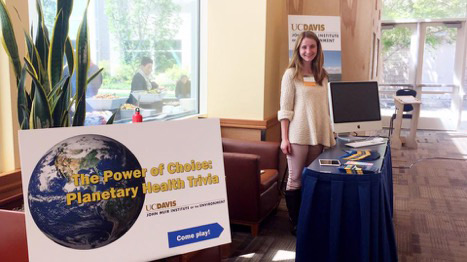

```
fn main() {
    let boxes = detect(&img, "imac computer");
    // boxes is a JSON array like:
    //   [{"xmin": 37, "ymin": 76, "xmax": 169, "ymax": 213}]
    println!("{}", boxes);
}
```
[{"xmin": 328, "ymin": 81, "xmax": 382, "ymax": 136}]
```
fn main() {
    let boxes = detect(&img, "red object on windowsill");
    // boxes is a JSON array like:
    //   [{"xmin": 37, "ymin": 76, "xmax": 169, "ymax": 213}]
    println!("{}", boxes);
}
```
[{"xmin": 132, "ymin": 108, "xmax": 143, "ymax": 123}]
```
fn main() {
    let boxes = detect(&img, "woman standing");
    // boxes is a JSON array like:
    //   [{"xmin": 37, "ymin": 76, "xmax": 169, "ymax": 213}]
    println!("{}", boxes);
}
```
[{"xmin": 278, "ymin": 31, "xmax": 336, "ymax": 235}]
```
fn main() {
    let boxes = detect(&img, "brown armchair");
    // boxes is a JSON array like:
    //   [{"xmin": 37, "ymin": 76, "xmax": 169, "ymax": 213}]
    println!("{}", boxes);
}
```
[
  {"xmin": 222, "ymin": 138, "xmax": 282, "ymax": 236},
  {"xmin": 0, "ymin": 210, "xmax": 28, "ymax": 262}
]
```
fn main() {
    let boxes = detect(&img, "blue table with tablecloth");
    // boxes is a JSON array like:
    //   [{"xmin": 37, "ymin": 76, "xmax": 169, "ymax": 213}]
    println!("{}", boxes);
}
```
[{"xmin": 296, "ymin": 139, "xmax": 397, "ymax": 262}]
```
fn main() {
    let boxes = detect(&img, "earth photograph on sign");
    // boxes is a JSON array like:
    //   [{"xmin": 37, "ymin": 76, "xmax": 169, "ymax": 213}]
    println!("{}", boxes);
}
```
[{"xmin": 28, "ymin": 134, "xmax": 145, "ymax": 249}]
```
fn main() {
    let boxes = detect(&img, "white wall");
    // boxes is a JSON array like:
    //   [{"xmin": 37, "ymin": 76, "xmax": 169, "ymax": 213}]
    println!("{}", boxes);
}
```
[{"xmin": 207, "ymin": 0, "xmax": 267, "ymax": 120}]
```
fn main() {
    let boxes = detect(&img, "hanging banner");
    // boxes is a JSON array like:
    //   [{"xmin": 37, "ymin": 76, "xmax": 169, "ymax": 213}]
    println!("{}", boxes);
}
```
[
  {"xmin": 19, "ymin": 119, "xmax": 230, "ymax": 261},
  {"xmin": 288, "ymin": 15, "xmax": 342, "ymax": 81}
]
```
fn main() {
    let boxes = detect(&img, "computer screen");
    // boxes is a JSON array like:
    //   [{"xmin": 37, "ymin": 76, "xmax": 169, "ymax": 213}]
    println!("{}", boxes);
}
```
[{"xmin": 328, "ymin": 81, "xmax": 382, "ymax": 133}]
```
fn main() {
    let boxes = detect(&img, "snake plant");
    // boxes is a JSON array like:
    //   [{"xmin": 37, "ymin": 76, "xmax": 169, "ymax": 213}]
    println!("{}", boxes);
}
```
[{"xmin": 0, "ymin": 0, "xmax": 115, "ymax": 129}]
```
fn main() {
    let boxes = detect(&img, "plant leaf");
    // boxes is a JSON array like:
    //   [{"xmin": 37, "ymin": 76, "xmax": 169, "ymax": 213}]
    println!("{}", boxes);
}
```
[
  {"xmin": 17, "ymin": 65, "xmax": 30, "ymax": 129},
  {"xmin": 30, "ymin": 24, "xmax": 33, "ymax": 40},
  {"xmin": 25, "ymin": 86, "xmax": 32, "ymax": 112},
  {"xmin": 24, "ymin": 31, "xmax": 45, "ymax": 83},
  {"xmin": 106, "ymin": 110, "xmax": 118, "ymax": 125},
  {"xmin": 73, "ymin": 0, "xmax": 91, "ymax": 127},
  {"xmin": 35, "ymin": 0, "xmax": 50, "ymax": 74},
  {"xmin": 52, "ymin": 76, "xmax": 71, "ymax": 127},
  {"xmin": 60, "ymin": 110, "xmax": 70, "ymax": 127},
  {"xmin": 48, "ymin": 10, "xmax": 64, "ymax": 93},
  {"xmin": 25, "ymin": 64, "xmax": 52, "ymax": 129},
  {"xmin": 30, "ymin": 80, "xmax": 36, "ymax": 105},
  {"xmin": 48, "ymin": 75, "xmax": 70, "ymax": 107},
  {"xmin": 61, "ymin": 109, "xmax": 71, "ymax": 126},
  {"xmin": 87, "ymin": 67, "xmax": 103, "ymax": 84},
  {"xmin": 59, "ymin": 79, "xmax": 73, "ymax": 127},
  {"xmin": 0, "ymin": 1, "xmax": 21, "ymax": 84},
  {"xmin": 48, "ymin": 0, "xmax": 73, "ymax": 93},
  {"xmin": 56, "ymin": 0, "xmax": 73, "ymax": 24},
  {"xmin": 65, "ymin": 37, "xmax": 74, "ymax": 76},
  {"xmin": 24, "ymin": 56, "xmax": 41, "ymax": 107},
  {"xmin": 23, "ymin": 57, "xmax": 39, "ymax": 80},
  {"xmin": 19, "ymin": 104, "xmax": 31, "ymax": 129}
]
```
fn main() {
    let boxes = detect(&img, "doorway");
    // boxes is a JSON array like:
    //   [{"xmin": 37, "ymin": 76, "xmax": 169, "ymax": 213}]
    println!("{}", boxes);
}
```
[{"xmin": 380, "ymin": 19, "xmax": 466, "ymax": 130}]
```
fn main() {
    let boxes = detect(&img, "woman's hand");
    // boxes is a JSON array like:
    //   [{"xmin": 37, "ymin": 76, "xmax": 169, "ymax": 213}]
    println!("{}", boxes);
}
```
[{"xmin": 281, "ymin": 139, "xmax": 292, "ymax": 155}]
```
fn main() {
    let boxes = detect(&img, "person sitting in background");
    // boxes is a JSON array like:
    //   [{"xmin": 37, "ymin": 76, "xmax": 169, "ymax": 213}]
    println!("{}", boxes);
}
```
[
  {"xmin": 84, "ymin": 62, "xmax": 103, "ymax": 98},
  {"xmin": 63, "ymin": 61, "xmax": 103, "ymax": 98},
  {"xmin": 63, "ymin": 61, "xmax": 103, "ymax": 112},
  {"xmin": 175, "ymin": 75, "xmax": 191, "ymax": 99}
]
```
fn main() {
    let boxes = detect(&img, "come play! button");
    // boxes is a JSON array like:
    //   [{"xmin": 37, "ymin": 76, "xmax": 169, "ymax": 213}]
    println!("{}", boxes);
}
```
[{"xmin": 168, "ymin": 223, "xmax": 224, "ymax": 248}]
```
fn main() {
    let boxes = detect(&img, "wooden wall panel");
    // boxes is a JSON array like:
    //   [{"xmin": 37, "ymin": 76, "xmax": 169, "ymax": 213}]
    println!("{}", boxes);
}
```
[
  {"xmin": 265, "ymin": 122, "xmax": 281, "ymax": 142},
  {"xmin": 220, "ymin": 128, "xmax": 261, "ymax": 141},
  {"xmin": 219, "ymin": 117, "xmax": 280, "ymax": 142},
  {"xmin": 340, "ymin": 0, "xmax": 372, "ymax": 80},
  {"xmin": 287, "ymin": 0, "xmax": 339, "ymax": 16},
  {"xmin": 374, "ymin": 0, "xmax": 383, "ymax": 80},
  {"xmin": 264, "ymin": 0, "xmax": 288, "ymax": 121}
]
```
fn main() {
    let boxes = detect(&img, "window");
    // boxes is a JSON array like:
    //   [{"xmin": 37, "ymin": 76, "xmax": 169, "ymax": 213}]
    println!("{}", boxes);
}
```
[
  {"xmin": 29, "ymin": 0, "xmax": 200, "ymax": 125},
  {"xmin": 382, "ymin": 0, "xmax": 467, "ymax": 20},
  {"xmin": 381, "ymin": 0, "xmax": 467, "ymax": 130}
]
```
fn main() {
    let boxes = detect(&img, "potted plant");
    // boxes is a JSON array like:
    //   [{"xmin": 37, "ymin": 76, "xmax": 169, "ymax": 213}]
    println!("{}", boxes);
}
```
[{"xmin": 0, "ymin": 0, "xmax": 115, "ymax": 129}]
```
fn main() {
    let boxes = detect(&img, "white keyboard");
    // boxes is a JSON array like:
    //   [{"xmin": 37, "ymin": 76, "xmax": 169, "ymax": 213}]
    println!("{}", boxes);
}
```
[{"xmin": 345, "ymin": 137, "xmax": 386, "ymax": 148}]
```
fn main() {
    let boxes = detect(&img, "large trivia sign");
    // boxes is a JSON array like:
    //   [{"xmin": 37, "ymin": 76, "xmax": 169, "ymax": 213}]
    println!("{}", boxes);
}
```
[
  {"xmin": 19, "ymin": 119, "xmax": 231, "ymax": 261},
  {"xmin": 288, "ymin": 15, "xmax": 342, "ymax": 81}
]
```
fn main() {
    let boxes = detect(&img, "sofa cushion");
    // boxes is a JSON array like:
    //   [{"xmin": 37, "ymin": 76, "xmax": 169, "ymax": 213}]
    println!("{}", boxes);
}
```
[{"xmin": 260, "ymin": 169, "xmax": 278, "ymax": 193}]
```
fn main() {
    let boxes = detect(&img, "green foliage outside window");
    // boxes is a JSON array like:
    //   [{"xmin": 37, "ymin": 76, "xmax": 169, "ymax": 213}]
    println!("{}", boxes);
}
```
[
  {"xmin": 40, "ymin": 0, "xmax": 184, "ymax": 91},
  {"xmin": 383, "ymin": 0, "xmax": 467, "ymax": 20},
  {"xmin": 382, "ymin": 27, "xmax": 411, "ymax": 56},
  {"xmin": 104, "ymin": 0, "xmax": 182, "ymax": 72},
  {"xmin": 382, "ymin": 0, "xmax": 467, "ymax": 51},
  {"xmin": 381, "ymin": 0, "xmax": 467, "ymax": 86},
  {"xmin": 99, "ymin": 61, "xmax": 134, "ymax": 90},
  {"xmin": 41, "ymin": 0, "xmax": 56, "ymax": 30}
]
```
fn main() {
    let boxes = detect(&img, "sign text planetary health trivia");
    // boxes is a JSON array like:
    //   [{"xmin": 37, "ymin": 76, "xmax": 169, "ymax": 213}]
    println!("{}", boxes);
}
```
[{"xmin": 66, "ymin": 160, "xmax": 219, "ymax": 205}]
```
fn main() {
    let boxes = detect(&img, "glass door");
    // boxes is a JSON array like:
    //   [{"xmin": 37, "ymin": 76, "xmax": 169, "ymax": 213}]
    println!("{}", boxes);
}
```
[
  {"xmin": 380, "ymin": 24, "xmax": 417, "ymax": 128},
  {"xmin": 380, "ymin": 20, "xmax": 466, "ymax": 130},
  {"xmin": 418, "ymin": 22, "xmax": 464, "ymax": 130}
]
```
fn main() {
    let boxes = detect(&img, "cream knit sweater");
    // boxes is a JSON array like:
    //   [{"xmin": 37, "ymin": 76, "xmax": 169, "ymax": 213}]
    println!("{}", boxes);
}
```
[{"xmin": 278, "ymin": 68, "xmax": 336, "ymax": 147}]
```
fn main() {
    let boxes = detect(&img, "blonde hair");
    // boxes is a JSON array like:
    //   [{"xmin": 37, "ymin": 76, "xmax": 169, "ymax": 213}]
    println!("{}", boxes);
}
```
[{"xmin": 288, "ymin": 31, "xmax": 327, "ymax": 86}]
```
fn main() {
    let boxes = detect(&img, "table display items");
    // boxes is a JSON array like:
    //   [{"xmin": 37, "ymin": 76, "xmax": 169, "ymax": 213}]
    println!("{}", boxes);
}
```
[
  {"xmin": 131, "ymin": 90, "xmax": 163, "ymax": 103},
  {"xmin": 87, "ymin": 94, "xmax": 127, "ymax": 110}
]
